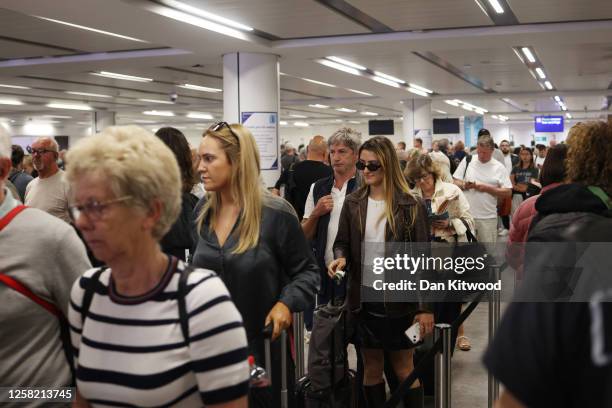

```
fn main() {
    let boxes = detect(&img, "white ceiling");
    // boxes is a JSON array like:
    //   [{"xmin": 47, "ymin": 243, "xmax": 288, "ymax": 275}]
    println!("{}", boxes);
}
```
[{"xmin": 0, "ymin": 0, "xmax": 610, "ymax": 130}]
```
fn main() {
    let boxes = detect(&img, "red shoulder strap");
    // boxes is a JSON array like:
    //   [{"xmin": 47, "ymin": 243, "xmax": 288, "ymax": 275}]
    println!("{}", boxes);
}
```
[
  {"xmin": 0, "ymin": 274, "xmax": 62, "ymax": 317},
  {"xmin": 0, "ymin": 205, "xmax": 27, "ymax": 232}
]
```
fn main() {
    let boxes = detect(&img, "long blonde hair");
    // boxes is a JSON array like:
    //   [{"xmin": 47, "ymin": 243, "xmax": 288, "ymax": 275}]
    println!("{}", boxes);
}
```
[
  {"xmin": 357, "ymin": 136, "xmax": 416, "ymax": 239},
  {"xmin": 196, "ymin": 123, "xmax": 263, "ymax": 253}
]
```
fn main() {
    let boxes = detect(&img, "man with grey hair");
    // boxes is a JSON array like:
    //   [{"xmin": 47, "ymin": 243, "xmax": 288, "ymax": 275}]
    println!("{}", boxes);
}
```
[
  {"xmin": 0, "ymin": 127, "xmax": 91, "ymax": 403},
  {"xmin": 302, "ymin": 128, "xmax": 361, "ymax": 307},
  {"xmin": 25, "ymin": 136, "xmax": 71, "ymax": 223},
  {"xmin": 453, "ymin": 134, "xmax": 512, "ymax": 243}
]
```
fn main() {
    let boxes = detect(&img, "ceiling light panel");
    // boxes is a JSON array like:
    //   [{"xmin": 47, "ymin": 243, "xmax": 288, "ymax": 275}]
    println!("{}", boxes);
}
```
[
  {"xmin": 308, "ymin": 104, "xmax": 329, "ymax": 109},
  {"xmin": 138, "ymin": 98, "xmax": 175, "ymax": 104},
  {"xmin": 535, "ymin": 67, "xmax": 546, "ymax": 79},
  {"xmin": 154, "ymin": 6, "xmax": 248, "ymax": 41},
  {"xmin": 159, "ymin": 0, "xmax": 253, "ymax": 31},
  {"xmin": 326, "ymin": 56, "xmax": 366, "ymax": 71},
  {"xmin": 66, "ymin": 91, "xmax": 112, "ymax": 98},
  {"xmin": 407, "ymin": 87, "xmax": 429, "ymax": 97},
  {"xmin": 372, "ymin": 76, "xmax": 401, "ymax": 88},
  {"xmin": 302, "ymin": 78, "xmax": 336, "ymax": 88},
  {"xmin": 521, "ymin": 47, "xmax": 536, "ymax": 63},
  {"xmin": 186, "ymin": 112, "xmax": 214, "ymax": 119},
  {"xmin": 487, "ymin": 0, "xmax": 505, "ymax": 13},
  {"xmin": 360, "ymin": 111, "xmax": 378, "ymax": 116},
  {"xmin": 0, "ymin": 84, "xmax": 31, "ymax": 90},
  {"xmin": 47, "ymin": 103, "xmax": 91, "ymax": 110},
  {"xmin": 336, "ymin": 108, "xmax": 356, "ymax": 113},
  {"xmin": 347, "ymin": 89, "xmax": 373, "ymax": 96},
  {"xmin": 373, "ymin": 71, "xmax": 406, "ymax": 84},
  {"xmin": 179, "ymin": 84, "xmax": 222, "ymax": 92},
  {"xmin": 294, "ymin": 121, "xmax": 309, "ymax": 127},
  {"xmin": 143, "ymin": 110, "xmax": 174, "ymax": 116},
  {"xmin": 35, "ymin": 16, "xmax": 147, "ymax": 42},
  {"xmin": 318, "ymin": 59, "xmax": 362, "ymax": 76},
  {"xmin": 0, "ymin": 99, "xmax": 23, "ymax": 105},
  {"xmin": 92, "ymin": 71, "xmax": 153, "ymax": 82},
  {"xmin": 408, "ymin": 83, "xmax": 433, "ymax": 94}
]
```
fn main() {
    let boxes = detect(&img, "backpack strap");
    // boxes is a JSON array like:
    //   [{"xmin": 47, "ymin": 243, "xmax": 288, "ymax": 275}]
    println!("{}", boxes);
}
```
[
  {"xmin": 0, "ymin": 273, "xmax": 75, "ymax": 384},
  {"xmin": 0, "ymin": 205, "xmax": 27, "ymax": 232},
  {"xmin": 80, "ymin": 267, "xmax": 106, "ymax": 325},
  {"xmin": 178, "ymin": 264, "xmax": 197, "ymax": 345},
  {"xmin": 462, "ymin": 154, "xmax": 472, "ymax": 180},
  {"xmin": 588, "ymin": 186, "xmax": 612, "ymax": 210}
]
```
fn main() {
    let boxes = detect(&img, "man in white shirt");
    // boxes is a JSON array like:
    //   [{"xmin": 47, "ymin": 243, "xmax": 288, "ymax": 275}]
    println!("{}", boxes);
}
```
[
  {"xmin": 535, "ymin": 144, "xmax": 547, "ymax": 169},
  {"xmin": 302, "ymin": 128, "xmax": 361, "ymax": 307},
  {"xmin": 25, "ymin": 136, "xmax": 71, "ymax": 223},
  {"xmin": 453, "ymin": 134, "xmax": 512, "ymax": 243},
  {"xmin": 498, "ymin": 140, "xmax": 519, "ymax": 235}
]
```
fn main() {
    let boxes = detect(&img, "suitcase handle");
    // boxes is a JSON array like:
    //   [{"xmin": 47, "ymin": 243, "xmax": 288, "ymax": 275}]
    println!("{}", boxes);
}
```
[{"xmin": 261, "ymin": 323, "xmax": 289, "ymax": 408}]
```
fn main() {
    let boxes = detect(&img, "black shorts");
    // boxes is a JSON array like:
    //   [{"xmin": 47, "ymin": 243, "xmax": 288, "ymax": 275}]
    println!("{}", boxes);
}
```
[{"xmin": 355, "ymin": 305, "xmax": 417, "ymax": 351}]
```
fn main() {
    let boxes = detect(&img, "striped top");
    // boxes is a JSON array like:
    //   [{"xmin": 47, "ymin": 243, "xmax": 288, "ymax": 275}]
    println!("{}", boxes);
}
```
[{"xmin": 68, "ymin": 259, "xmax": 249, "ymax": 407}]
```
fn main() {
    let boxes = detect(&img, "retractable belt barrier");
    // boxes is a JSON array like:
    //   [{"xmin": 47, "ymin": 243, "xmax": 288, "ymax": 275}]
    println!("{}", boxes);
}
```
[{"xmin": 383, "ymin": 263, "xmax": 505, "ymax": 408}]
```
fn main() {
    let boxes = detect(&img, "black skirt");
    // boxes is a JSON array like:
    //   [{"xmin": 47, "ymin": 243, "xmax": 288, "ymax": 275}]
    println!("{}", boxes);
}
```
[{"xmin": 354, "ymin": 303, "xmax": 417, "ymax": 350}]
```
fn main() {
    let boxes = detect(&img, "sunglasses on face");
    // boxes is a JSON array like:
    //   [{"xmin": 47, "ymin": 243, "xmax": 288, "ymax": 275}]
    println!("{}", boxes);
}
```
[
  {"xmin": 208, "ymin": 121, "xmax": 240, "ymax": 146},
  {"xmin": 356, "ymin": 160, "xmax": 382, "ymax": 171},
  {"xmin": 26, "ymin": 146, "xmax": 55, "ymax": 156}
]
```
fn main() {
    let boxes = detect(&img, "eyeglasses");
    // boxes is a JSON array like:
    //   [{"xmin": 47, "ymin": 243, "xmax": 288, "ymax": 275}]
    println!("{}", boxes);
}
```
[
  {"xmin": 356, "ymin": 160, "xmax": 382, "ymax": 172},
  {"xmin": 26, "ymin": 146, "xmax": 56, "ymax": 156},
  {"xmin": 69, "ymin": 196, "xmax": 132, "ymax": 222},
  {"xmin": 209, "ymin": 121, "xmax": 240, "ymax": 146}
]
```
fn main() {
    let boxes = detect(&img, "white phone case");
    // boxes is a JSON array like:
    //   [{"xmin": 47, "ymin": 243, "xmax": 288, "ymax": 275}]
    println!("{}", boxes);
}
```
[{"xmin": 406, "ymin": 322, "xmax": 422, "ymax": 344}]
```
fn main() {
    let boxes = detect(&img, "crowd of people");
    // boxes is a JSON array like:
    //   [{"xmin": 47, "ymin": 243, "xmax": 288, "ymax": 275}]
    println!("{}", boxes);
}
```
[{"xmin": 1, "ymin": 119, "xmax": 610, "ymax": 408}]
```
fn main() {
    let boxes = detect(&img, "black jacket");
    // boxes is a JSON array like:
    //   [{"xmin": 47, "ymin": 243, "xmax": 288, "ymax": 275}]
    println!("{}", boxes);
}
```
[
  {"xmin": 160, "ymin": 192, "xmax": 199, "ymax": 261},
  {"xmin": 192, "ymin": 195, "xmax": 320, "ymax": 344},
  {"xmin": 521, "ymin": 183, "xmax": 612, "ymax": 301}
]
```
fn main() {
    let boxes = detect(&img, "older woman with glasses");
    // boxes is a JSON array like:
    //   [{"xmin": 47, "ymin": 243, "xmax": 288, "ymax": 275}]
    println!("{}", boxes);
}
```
[
  {"xmin": 405, "ymin": 154, "xmax": 475, "ymax": 243},
  {"xmin": 192, "ymin": 122, "xmax": 319, "ymax": 406},
  {"xmin": 66, "ymin": 126, "xmax": 249, "ymax": 408}
]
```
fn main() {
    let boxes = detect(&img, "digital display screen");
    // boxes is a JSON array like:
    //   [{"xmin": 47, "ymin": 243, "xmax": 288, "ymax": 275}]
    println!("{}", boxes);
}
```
[
  {"xmin": 433, "ymin": 118, "xmax": 460, "ymax": 134},
  {"xmin": 534, "ymin": 116, "xmax": 564, "ymax": 132}
]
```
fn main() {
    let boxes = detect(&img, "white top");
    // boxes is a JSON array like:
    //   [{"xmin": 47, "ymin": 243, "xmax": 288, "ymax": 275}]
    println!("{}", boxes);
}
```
[
  {"xmin": 453, "ymin": 156, "xmax": 512, "ymax": 219},
  {"xmin": 24, "ymin": 170, "xmax": 71, "ymax": 223},
  {"xmin": 536, "ymin": 156, "xmax": 546, "ymax": 168},
  {"xmin": 303, "ymin": 179, "xmax": 350, "ymax": 266},
  {"xmin": 364, "ymin": 197, "xmax": 386, "ymax": 243},
  {"xmin": 503, "ymin": 154, "xmax": 513, "ymax": 173},
  {"xmin": 69, "ymin": 262, "xmax": 249, "ymax": 407}
]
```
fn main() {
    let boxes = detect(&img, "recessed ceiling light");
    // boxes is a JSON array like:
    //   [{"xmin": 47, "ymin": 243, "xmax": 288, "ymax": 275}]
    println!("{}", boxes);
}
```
[
  {"xmin": 544, "ymin": 81, "xmax": 553, "ymax": 90},
  {"xmin": 186, "ymin": 112, "xmax": 214, "ymax": 119},
  {"xmin": 179, "ymin": 83, "xmax": 222, "ymax": 92},
  {"xmin": 302, "ymin": 78, "xmax": 336, "ymax": 88},
  {"xmin": 372, "ymin": 76, "xmax": 401, "ymax": 88},
  {"xmin": 138, "ymin": 98, "xmax": 175, "ymax": 104},
  {"xmin": 486, "ymin": 0, "xmax": 505, "ymax": 14},
  {"xmin": 554, "ymin": 96, "xmax": 562, "ymax": 102},
  {"xmin": 143, "ymin": 110, "xmax": 174, "ymax": 117},
  {"xmin": 66, "ymin": 91, "xmax": 112, "ymax": 98},
  {"xmin": 35, "ymin": 16, "xmax": 147, "ymax": 42},
  {"xmin": 347, "ymin": 89, "xmax": 373, "ymax": 96},
  {"xmin": 349, "ymin": 120, "xmax": 361, "ymax": 124},
  {"xmin": 326, "ymin": 56, "xmax": 367, "ymax": 71},
  {"xmin": 535, "ymin": 68, "xmax": 546, "ymax": 79},
  {"xmin": 435, "ymin": 110, "xmax": 447, "ymax": 114},
  {"xmin": 290, "ymin": 114, "xmax": 308, "ymax": 118},
  {"xmin": 308, "ymin": 104, "xmax": 329, "ymax": 109},
  {"xmin": 336, "ymin": 108, "xmax": 356, "ymax": 113},
  {"xmin": 521, "ymin": 47, "xmax": 536, "ymax": 63},
  {"xmin": 134, "ymin": 119, "xmax": 156, "ymax": 124},
  {"xmin": 373, "ymin": 71, "xmax": 406, "ymax": 84},
  {"xmin": 294, "ymin": 121, "xmax": 309, "ymax": 127},
  {"xmin": 77, "ymin": 121, "xmax": 91, "ymax": 125},
  {"xmin": 408, "ymin": 83, "xmax": 433, "ymax": 94},
  {"xmin": 0, "ymin": 84, "xmax": 31, "ymax": 90},
  {"xmin": 566, "ymin": 113, "xmax": 572, "ymax": 119},
  {"xmin": 154, "ymin": 5, "xmax": 249, "ymax": 40},
  {"xmin": 360, "ymin": 111, "xmax": 378, "ymax": 116},
  {"xmin": 407, "ymin": 87, "xmax": 429, "ymax": 97},
  {"xmin": 158, "ymin": 0, "xmax": 254, "ymax": 31},
  {"xmin": 0, "ymin": 99, "xmax": 24, "ymax": 106},
  {"xmin": 279, "ymin": 121, "xmax": 288, "ymax": 125},
  {"xmin": 47, "ymin": 103, "xmax": 91, "ymax": 110},
  {"xmin": 92, "ymin": 71, "xmax": 153, "ymax": 82},
  {"xmin": 43, "ymin": 115, "xmax": 72, "ymax": 119},
  {"xmin": 318, "ymin": 59, "xmax": 361, "ymax": 76},
  {"xmin": 445, "ymin": 100, "xmax": 461, "ymax": 107}
]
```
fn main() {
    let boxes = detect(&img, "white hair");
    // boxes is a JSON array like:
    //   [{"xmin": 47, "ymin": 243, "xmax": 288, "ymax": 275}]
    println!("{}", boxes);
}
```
[
  {"xmin": 0, "ymin": 125, "xmax": 10, "ymax": 159},
  {"xmin": 33, "ymin": 136, "xmax": 59, "ymax": 152}
]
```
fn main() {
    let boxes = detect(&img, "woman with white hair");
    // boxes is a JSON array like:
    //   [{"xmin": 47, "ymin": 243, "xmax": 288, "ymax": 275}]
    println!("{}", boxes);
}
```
[{"xmin": 66, "ymin": 126, "xmax": 249, "ymax": 408}]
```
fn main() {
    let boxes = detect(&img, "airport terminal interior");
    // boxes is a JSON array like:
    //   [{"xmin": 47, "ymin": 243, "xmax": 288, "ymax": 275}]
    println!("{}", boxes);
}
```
[{"xmin": 1, "ymin": 0, "xmax": 611, "ymax": 407}]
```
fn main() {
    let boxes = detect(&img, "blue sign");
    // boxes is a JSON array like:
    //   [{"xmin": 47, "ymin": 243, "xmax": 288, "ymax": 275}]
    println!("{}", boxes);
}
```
[{"xmin": 535, "ymin": 116, "xmax": 563, "ymax": 132}]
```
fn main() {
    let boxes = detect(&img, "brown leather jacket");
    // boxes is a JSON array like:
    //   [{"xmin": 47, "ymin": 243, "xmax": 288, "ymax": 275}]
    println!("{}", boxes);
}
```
[{"xmin": 333, "ymin": 188, "xmax": 431, "ymax": 316}]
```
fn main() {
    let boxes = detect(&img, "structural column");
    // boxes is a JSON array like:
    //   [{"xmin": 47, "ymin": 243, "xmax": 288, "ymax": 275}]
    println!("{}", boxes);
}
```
[
  {"xmin": 402, "ymin": 99, "xmax": 432, "ymax": 150},
  {"xmin": 223, "ymin": 52, "xmax": 280, "ymax": 188},
  {"xmin": 92, "ymin": 111, "xmax": 115, "ymax": 134}
]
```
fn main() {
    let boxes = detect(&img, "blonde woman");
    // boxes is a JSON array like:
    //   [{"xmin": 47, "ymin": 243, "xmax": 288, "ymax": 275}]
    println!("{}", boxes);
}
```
[
  {"xmin": 328, "ymin": 136, "xmax": 432, "ymax": 408},
  {"xmin": 191, "ymin": 122, "xmax": 319, "ymax": 406}
]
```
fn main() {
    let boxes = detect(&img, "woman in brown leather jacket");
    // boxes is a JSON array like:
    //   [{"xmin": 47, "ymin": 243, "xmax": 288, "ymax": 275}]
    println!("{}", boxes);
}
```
[{"xmin": 329, "ymin": 136, "xmax": 433, "ymax": 408}]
